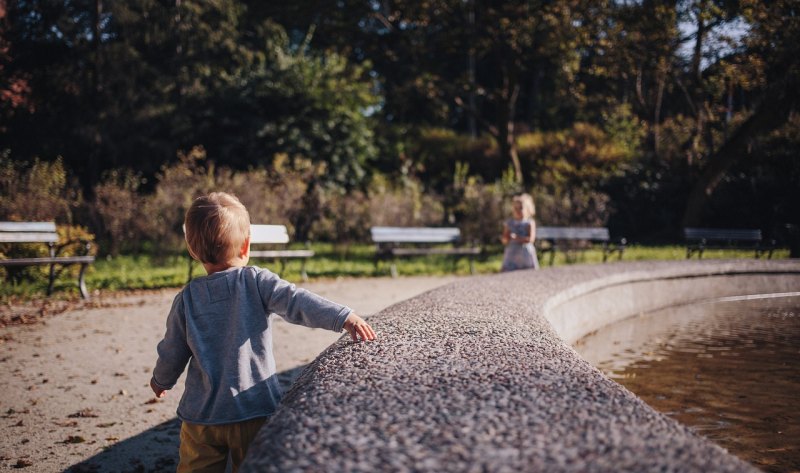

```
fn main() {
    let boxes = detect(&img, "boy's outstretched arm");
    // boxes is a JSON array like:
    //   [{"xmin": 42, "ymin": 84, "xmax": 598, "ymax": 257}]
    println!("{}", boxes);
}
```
[{"xmin": 343, "ymin": 312, "xmax": 377, "ymax": 342}]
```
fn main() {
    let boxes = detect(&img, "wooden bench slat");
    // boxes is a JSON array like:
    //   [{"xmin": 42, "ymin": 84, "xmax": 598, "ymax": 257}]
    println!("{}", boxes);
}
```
[
  {"xmin": 0, "ymin": 256, "xmax": 95, "ymax": 266},
  {"xmin": 391, "ymin": 247, "xmax": 481, "ymax": 257},
  {"xmin": 250, "ymin": 224, "xmax": 290, "ymax": 244},
  {"xmin": 684, "ymin": 227, "xmax": 762, "ymax": 241},
  {"xmin": 537, "ymin": 226, "xmax": 610, "ymax": 241},
  {"xmin": 0, "ymin": 222, "xmax": 57, "ymax": 232},
  {"xmin": 0, "ymin": 232, "xmax": 59, "ymax": 243},
  {"xmin": 371, "ymin": 226, "xmax": 461, "ymax": 243},
  {"xmin": 250, "ymin": 250, "xmax": 315, "ymax": 258}
]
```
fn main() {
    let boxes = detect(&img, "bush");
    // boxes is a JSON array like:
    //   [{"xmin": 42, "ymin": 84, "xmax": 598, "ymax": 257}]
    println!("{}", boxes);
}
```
[
  {"xmin": 0, "ymin": 154, "xmax": 82, "ymax": 223},
  {"xmin": 516, "ymin": 123, "xmax": 634, "ymax": 226},
  {"xmin": 92, "ymin": 169, "xmax": 147, "ymax": 255},
  {"xmin": 365, "ymin": 175, "xmax": 444, "ymax": 228}
]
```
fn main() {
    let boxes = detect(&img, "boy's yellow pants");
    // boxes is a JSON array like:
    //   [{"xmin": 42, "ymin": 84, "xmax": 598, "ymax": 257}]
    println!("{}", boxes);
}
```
[{"xmin": 178, "ymin": 417, "xmax": 267, "ymax": 473}]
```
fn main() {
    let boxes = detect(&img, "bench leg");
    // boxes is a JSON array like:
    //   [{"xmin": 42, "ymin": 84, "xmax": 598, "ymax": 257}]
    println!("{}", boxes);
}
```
[
  {"xmin": 47, "ymin": 263, "xmax": 56, "ymax": 296},
  {"xmin": 300, "ymin": 259, "xmax": 308, "ymax": 282},
  {"xmin": 78, "ymin": 263, "xmax": 89, "ymax": 299},
  {"xmin": 469, "ymin": 257, "xmax": 475, "ymax": 275},
  {"xmin": 390, "ymin": 261, "xmax": 398, "ymax": 278}
]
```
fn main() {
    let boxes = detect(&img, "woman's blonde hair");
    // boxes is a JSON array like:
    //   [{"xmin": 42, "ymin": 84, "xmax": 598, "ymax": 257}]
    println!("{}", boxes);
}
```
[
  {"xmin": 513, "ymin": 193, "xmax": 536, "ymax": 220},
  {"xmin": 184, "ymin": 192, "xmax": 251, "ymax": 264}
]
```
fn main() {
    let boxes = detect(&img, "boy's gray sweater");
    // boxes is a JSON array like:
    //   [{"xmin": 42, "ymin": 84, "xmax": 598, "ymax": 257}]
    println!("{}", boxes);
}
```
[{"xmin": 151, "ymin": 266, "xmax": 351, "ymax": 425}]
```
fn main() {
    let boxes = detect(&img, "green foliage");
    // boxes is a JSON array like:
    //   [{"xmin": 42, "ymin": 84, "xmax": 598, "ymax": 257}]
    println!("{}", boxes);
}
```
[
  {"xmin": 1, "ymin": 0, "xmax": 798, "ymax": 245},
  {"xmin": 518, "ymin": 123, "xmax": 634, "ymax": 226},
  {"xmin": 232, "ymin": 25, "xmax": 379, "ymax": 188},
  {"xmin": 411, "ymin": 129, "xmax": 500, "ymax": 190},
  {"xmin": 0, "ymin": 154, "xmax": 80, "ymax": 223},
  {"xmin": 92, "ymin": 169, "xmax": 147, "ymax": 256}
]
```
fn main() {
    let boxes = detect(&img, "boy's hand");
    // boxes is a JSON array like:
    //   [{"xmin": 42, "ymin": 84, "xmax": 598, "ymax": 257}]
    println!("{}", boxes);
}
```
[
  {"xmin": 150, "ymin": 378, "xmax": 167, "ymax": 398},
  {"xmin": 343, "ymin": 313, "xmax": 376, "ymax": 342}
]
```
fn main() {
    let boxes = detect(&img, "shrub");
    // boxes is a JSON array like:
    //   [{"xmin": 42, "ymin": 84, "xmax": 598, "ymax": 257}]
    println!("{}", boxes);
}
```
[
  {"xmin": 0, "ymin": 154, "xmax": 81, "ymax": 223},
  {"xmin": 92, "ymin": 169, "xmax": 147, "ymax": 255},
  {"xmin": 140, "ymin": 147, "xmax": 219, "ymax": 252},
  {"xmin": 516, "ymin": 123, "xmax": 633, "ymax": 226},
  {"xmin": 366, "ymin": 175, "xmax": 444, "ymax": 228}
]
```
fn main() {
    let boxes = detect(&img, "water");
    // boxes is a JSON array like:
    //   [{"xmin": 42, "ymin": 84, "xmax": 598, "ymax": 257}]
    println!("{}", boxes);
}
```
[{"xmin": 574, "ymin": 294, "xmax": 800, "ymax": 473}]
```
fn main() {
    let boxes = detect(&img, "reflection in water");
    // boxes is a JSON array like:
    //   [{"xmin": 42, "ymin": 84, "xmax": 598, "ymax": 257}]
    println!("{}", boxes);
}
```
[{"xmin": 574, "ymin": 295, "xmax": 800, "ymax": 473}]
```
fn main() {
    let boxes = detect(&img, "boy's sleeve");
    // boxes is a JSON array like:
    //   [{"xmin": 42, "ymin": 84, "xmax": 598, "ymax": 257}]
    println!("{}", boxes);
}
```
[
  {"xmin": 151, "ymin": 292, "xmax": 192, "ymax": 390},
  {"xmin": 256, "ymin": 269, "xmax": 351, "ymax": 332}
]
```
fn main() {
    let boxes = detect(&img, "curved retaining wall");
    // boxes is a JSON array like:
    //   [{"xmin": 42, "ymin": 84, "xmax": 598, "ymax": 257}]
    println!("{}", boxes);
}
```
[{"xmin": 243, "ymin": 259, "xmax": 800, "ymax": 472}]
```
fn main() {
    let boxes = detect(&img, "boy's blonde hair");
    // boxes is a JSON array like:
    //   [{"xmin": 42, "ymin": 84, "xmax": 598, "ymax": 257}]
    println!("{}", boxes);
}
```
[
  {"xmin": 184, "ymin": 192, "xmax": 251, "ymax": 264},
  {"xmin": 513, "ymin": 193, "xmax": 536, "ymax": 220}
]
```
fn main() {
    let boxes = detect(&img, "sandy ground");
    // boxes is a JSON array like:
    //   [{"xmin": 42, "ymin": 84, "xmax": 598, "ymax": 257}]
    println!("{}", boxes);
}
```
[{"xmin": 0, "ymin": 275, "xmax": 460, "ymax": 472}]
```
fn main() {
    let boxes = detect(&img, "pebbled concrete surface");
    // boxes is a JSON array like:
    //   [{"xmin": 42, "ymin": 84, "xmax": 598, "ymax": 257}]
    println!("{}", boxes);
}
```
[{"xmin": 242, "ymin": 259, "xmax": 800, "ymax": 472}]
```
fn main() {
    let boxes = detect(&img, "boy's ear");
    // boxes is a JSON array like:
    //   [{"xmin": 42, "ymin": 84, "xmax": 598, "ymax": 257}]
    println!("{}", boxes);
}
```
[{"xmin": 240, "ymin": 236, "xmax": 251, "ymax": 258}]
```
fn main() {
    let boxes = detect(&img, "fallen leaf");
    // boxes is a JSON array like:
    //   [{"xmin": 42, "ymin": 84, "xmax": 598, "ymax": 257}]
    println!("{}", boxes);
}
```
[
  {"xmin": 13, "ymin": 458, "xmax": 33, "ymax": 468},
  {"xmin": 96, "ymin": 422, "xmax": 116, "ymax": 428},
  {"xmin": 62, "ymin": 435, "xmax": 86, "ymax": 444},
  {"xmin": 144, "ymin": 398, "xmax": 160, "ymax": 405},
  {"xmin": 68, "ymin": 409, "xmax": 98, "ymax": 418},
  {"xmin": 54, "ymin": 420, "xmax": 79, "ymax": 428}
]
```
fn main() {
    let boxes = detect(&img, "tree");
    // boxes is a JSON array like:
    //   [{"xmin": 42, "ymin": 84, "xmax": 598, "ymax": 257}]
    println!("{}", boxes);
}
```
[
  {"xmin": 0, "ymin": 1, "xmax": 380, "ymax": 191},
  {"xmin": 681, "ymin": 0, "xmax": 800, "ymax": 226},
  {"xmin": 258, "ymin": 0, "xmax": 599, "ymax": 185}
]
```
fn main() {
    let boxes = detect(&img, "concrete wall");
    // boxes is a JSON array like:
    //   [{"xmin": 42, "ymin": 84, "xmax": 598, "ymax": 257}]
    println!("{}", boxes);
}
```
[
  {"xmin": 243, "ymin": 259, "xmax": 800, "ymax": 472},
  {"xmin": 547, "ymin": 269, "xmax": 800, "ymax": 344}
]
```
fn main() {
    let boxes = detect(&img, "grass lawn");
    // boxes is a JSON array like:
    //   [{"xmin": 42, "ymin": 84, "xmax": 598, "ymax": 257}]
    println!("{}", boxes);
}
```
[{"xmin": 0, "ymin": 243, "xmax": 790, "ymax": 301}]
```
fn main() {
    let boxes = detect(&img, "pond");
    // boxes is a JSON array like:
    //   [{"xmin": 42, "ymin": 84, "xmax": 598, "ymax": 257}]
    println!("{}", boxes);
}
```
[{"xmin": 574, "ymin": 292, "xmax": 800, "ymax": 473}]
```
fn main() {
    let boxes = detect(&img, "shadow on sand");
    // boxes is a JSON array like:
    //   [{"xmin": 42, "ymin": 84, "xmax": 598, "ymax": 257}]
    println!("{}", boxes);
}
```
[{"xmin": 64, "ymin": 366, "xmax": 308, "ymax": 473}]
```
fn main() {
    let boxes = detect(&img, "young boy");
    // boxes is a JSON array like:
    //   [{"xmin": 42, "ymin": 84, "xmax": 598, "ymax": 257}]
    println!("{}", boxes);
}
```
[{"xmin": 150, "ymin": 192, "xmax": 376, "ymax": 473}]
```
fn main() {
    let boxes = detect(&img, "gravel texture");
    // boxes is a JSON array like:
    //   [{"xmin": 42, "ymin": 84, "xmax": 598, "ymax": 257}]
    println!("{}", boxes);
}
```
[{"xmin": 243, "ymin": 259, "xmax": 800, "ymax": 472}]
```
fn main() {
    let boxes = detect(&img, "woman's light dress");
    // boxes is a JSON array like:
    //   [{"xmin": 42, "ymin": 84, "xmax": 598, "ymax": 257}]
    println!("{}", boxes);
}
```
[{"xmin": 501, "ymin": 218, "xmax": 539, "ymax": 271}]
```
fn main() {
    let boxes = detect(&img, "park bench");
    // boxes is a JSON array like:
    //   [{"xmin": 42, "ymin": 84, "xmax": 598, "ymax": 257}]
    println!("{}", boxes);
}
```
[
  {"xmin": 188, "ymin": 224, "xmax": 314, "ymax": 281},
  {"xmin": 0, "ymin": 222, "xmax": 95, "ymax": 299},
  {"xmin": 683, "ymin": 227, "xmax": 774, "ymax": 259},
  {"xmin": 370, "ymin": 226, "xmax": 481, "ymax": 278},
  {"xmin": 536, "ymin": 226, "xmax": 626, "ymax": 266}
]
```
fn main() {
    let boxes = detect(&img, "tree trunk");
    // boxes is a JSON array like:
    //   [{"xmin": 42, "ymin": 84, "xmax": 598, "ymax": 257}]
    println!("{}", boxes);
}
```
[{"xmin": 496, "ymin": 75, "xmax": 522, "ymax": 184}]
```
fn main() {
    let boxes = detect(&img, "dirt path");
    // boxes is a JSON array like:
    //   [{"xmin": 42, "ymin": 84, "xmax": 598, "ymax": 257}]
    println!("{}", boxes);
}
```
[{"xmin": 0, "ymin": 275, "xmax": 460, "ymax": 472}]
